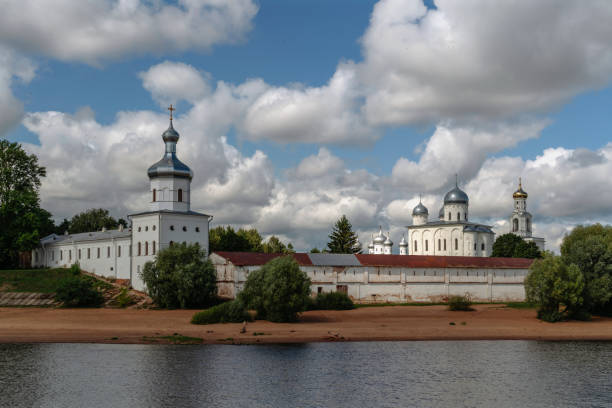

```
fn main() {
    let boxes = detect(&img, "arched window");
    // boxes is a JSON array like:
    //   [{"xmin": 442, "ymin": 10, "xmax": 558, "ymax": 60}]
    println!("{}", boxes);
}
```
[
  {"xmin": 137, "ymin": 242, "xmax": 141, "ymax": 256},
  {"xmin": 107, "ymin": 246, "xmax": 110, "ymax": 258},
  {"xmin": 87, "ymin": 248, "xmax": 91, "ymax": 259},
  {"xmin": 152, "ymin": 189, "xmax": 156, "ymax": 202},
  {"xmin": 455, "ymin": 239, "xmax": 458, "ymax": 250},
  {"xmin": 79, "ymin": 249, "xmax": 82, "ymax": 259},
  {"xmin": 444, "ymin": 239, "xmax": 447, "ymax": 251},
  {"xmin": 97, "ymin": 247, "xmax": 100, "ymax": 258},
  {"xmin": 178, "ymin": 189, "xmax": 183, "ymax": 202},
  {"xmin": 481, "ymin": 243, "xmax": 485, "ymax": 251},
  {"xmin": 425, "ymin": 240, "xmax": 428, "ymax": 251},
  {"xmin": 474, "ymin": 242, "xmax": 477, "ymax": 251},
  {"xmin": 457, "ymin": 212, "xmax": 460, "ymax": 221},
  {"xmin": 526, "ymin": 219, "xmax": 531, "ymax": 232},
  {"xmin": 414, "ymin": 241, "xmax": 418, "ymax": 252},
  {"xmin": 118, "ymin": 246, "xmax": 121, "ymax": 257},
  {"xmin": 152, "ymin": 241, "xmax": 156, "ymax": 255},
  {"xmin": 513, "ymin": 218, "xmax": 519, "ymax": 232},
  {"xmin": 145, "ymin": 241, "xmax": 148, "ymax": 256},
  {"xmin": 438, "ymin": 239, "xmax": 441, "ymax": 251},
  {"xmin": 60, "ymin": 250, "xmax": 63, "ymax": 261},
  {"xmin": 448, "ymin": 212, "xmax": 451, "ymax": 220}
]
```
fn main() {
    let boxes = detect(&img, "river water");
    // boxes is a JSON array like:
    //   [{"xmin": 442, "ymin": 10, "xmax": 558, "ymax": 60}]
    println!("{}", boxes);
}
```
[{"xmin": 1, "ymin": 341, "xmax": 611, "ymax": 408}]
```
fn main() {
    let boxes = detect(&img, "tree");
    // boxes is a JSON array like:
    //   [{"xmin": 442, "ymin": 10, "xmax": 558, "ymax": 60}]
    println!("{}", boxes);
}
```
[
  {"xmin": 239, "ymin": 256, "xmax": 311, "ymax": 322},
  {"xmin": 326, "ymin": 215, "xmax": 360, "ymax": 254},
  {"xmin": 237, "ymin": 228, "xmax": 263, "ymax": 252},
  {"xmin": 525, "ymin": 254, "xmax": 585, "ymax": 322},
  {"xmin": 310, "ymin": 247, "xmax": 321, "ymax": 253},
  {"xmin": 140, "ymin": 243, "xmax": 217, "ymax": 308},
  {"xmin": 491, "ymin": 233, "xmax": 541, "ymax": 258},
  {"xmin": 67, "ymin": 208, "xmax": 121, "ymax": 234},
  {"xmin": 209, "ymin": 226, "xmax": 264, "ymax": 252},
  {"xmin": 0, "ymin": 140, "xmax": 54, "ymax": 267},
  {"xmin": 560, "ymin": 224, "xmax": 612, "ymax": 315}
]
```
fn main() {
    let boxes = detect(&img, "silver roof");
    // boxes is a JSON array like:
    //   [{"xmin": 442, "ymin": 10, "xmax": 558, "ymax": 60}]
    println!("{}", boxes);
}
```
[
  {"xmin": 147, "ymin": 121, "xmax": 193, "ymax": 180},
  {"xmin": 412, "ymin": 201, "xmax": 429, "ymax": 216},
  {"xmin": 307, "ymin": 253, "xmax": 361, "ymax": 266},
  {"xmin": 39, "ymin": 229, "xmax": 131, "ymax": 246},
  {"xmin": 128, "ymin": 209, "xmax": 211, "ymax": 218}
]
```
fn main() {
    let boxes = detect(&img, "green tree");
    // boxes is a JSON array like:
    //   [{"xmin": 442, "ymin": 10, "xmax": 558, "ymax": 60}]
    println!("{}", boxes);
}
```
[
  {"xmin": 491, "ymin": 233, "xmax": 541, "ymax": 258},
  {"xmin": 310, "ymin": 247, "xmax": 321, "ymax": 253},
  {"xmin": 0, "ymin": 140, "xmax": 54, "ymax": 267},
  {"xmin": 237, "ymin": 228, "xmax": 263, "ymax": 252},
  {"xmin": 67, "ymin": 208, "xmax": 121, "ymax": 234},
  {"xmin": 140, "ymin": 242, "xmax": 217, "ymax": 308},
  {"xmin": 525, "ymin": 254, "xmax": 585, "ymax": 321},
  {"xmin": 239, "ymin": 256, "xmax": 311, "ymax": 322},
  {"xmin": 209, "ymin": 225, "xmax": 252, "ymax": 252},
  {"xmin": 262, "ymin": 235, "xmax": 294, "ymax": 254},
  {"xmin": 326, "ymin": 215, "xmax": 360, "ymax": 254},
  {"xmin": 560, "ymin": 224, "xmax": 612, "ymax": 315}
]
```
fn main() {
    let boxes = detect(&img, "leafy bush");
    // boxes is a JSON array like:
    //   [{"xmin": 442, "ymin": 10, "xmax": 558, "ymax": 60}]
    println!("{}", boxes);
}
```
[
  {"xmin": 116, "ymin": 287, "xmax": 135, "ymax": 308},
  {"xmin": 191, "ymin": 300, "xmax": 252, "ymax": 324},
  {"xmin": 311, "ymin": 291, "xmax": 354, "ymax": 310},
  {"xmin": 140, "ymin": 243, "xmax": 217, "ymax": 309},
  {"xmin": 55, "ymin": 276, "xmax": 104, "ymax": 307},
  {"xmin": 448, "ymin": 294, "xmax": 474, "ymax": 311},
  {"xmin": 69, "ymin": 263, "xmax": 81, "ymax": 275},
  {"xmin": 525, "ymin": 254, "xmax": 585, "ymax": 322},
  {"xmin": 239, "ymin": 256, "xmax": 311, "ymax": 322}
]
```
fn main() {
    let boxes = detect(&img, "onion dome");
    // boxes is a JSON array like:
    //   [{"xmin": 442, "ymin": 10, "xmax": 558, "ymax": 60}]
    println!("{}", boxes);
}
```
[
  {"xmin": 373, "ymin": 227, "xmax": 386, "ymax": 244},
  {"xmin": 444, "ymin": 175, "xmax": 469, "ymax": 204},
  {"xmin": 412, "ymin": 200, "xmax": 429, "ymax": 216},
  {"xmin": 513, "ymin": 177, "xmax": 528, "ymax": 199},
  {"xmin": 399, "ymin": 235, "xmax": 408, "ymax": 247},
  {"xmin": 383, "ymin": 232, "xmax": 393, "ymax": 247},
  {"xmin": 147, "ymin": 117, "xmax": 193, "ymax": 180},
  {"xmin": 367, "ymin": 240, "xmax": 374, "ymax": 250},
  {"xmin": 438, "ymin": 206, "xmax": 444, "ymax": 219},
  {"xmin": 353, "ymin": 237, "xmax": 362, "ymax": 251}
]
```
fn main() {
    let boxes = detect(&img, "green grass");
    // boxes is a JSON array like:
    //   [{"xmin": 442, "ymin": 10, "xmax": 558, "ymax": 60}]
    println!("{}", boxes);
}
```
[
  {"xmin": 505, "ymin": 302, "xmax": 537, "ymax": 309},
  {"xmin": 0, "ymin": 268, "xmax": 76, "ymax": 293}
]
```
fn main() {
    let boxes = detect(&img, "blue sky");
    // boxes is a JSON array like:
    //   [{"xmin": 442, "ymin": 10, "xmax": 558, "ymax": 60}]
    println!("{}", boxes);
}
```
[{"xmin": 1, "ymin": 0, "xmax": 611, "ymax": 251}]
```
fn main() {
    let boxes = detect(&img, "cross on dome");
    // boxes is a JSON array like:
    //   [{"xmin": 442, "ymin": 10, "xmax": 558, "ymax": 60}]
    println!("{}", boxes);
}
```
[{"xmin": 168, "ymin": 104, "xmax": 176, "ymax": 122}]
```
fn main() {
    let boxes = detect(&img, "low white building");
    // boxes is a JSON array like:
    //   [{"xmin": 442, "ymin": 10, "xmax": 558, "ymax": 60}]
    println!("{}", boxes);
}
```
[
  {"xmin": 32, "ymin": 112, "xmax": 212, "ymax": 291},
  {"xmin": 211, "ymin": 252, "xmax": 533, "ymax": 303}
]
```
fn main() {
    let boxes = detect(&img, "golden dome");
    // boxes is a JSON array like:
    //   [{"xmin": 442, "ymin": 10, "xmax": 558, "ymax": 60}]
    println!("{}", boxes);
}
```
[{"xmin": 513, "ymin": 177, "xmax": 528, "ymax": 199}]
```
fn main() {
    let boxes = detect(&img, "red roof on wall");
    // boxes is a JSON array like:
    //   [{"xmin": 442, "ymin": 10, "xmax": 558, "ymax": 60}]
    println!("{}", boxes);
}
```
[
  {"xmin": 212, "ymin": 251, "xmax": 533, "ymax": 269},
  {"xmin": 213, "ymin": 251, "xmax": 313, "ymax": 266}
]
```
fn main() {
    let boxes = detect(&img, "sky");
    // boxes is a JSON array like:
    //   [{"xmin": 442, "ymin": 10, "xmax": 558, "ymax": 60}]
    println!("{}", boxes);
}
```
[{"xmin": 1, "ymin": 0, "xmax": 611, "ymax": 252}]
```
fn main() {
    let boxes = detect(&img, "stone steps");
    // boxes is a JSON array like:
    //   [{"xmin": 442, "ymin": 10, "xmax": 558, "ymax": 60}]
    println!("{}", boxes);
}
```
[{"xmin": 0, "ymin": 292, "xmax": 58, "ymax": 306}]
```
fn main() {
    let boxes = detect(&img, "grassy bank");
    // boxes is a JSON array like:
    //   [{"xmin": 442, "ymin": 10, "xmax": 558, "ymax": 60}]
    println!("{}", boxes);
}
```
[{"xmin": 0, "ymin": 269, "xmax": 76, "ymax": 293}]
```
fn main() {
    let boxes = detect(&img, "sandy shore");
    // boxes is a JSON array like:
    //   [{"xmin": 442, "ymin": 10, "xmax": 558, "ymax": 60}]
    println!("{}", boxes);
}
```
[{"xmin": 2, "ymin": 304, "xmax": 612, "ymax": 344}]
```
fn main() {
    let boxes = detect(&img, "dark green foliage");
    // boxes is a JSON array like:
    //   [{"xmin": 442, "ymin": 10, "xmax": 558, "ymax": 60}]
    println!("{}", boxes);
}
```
[
  {"xmin": 191, "ymin": 300, "xmax": 252, "ymax": 324},
  {"xmin": 116, "ymin": 288, "xmax": 135, "ymax": 308},
  {"xmin": 69, "ymin": 263, "xmax": 81, "ymax": 275},
  {"xmin": 327, "ymin": 215, "xmax": 360, "ymax": 254},
  {"xmin": 491, "ymin": 233, "xmax": 542, "ymax": 258},
  {"xmin": 67, "ymin": 208, "xmax": 122, "ymax": 234},
  {"xmin": 239, "ymin": 256, "xmax": 311, "ymax": 322},
  {"xmin": 209, "ymin": 226, "xmax": 293, "ymax": 254},
  {"xmin": 55, "ymin": 276, "xmax": 104, "ymax": 307},
  {"xmin": 311, "ymin": 291, "xmax": 355, "ymax": 310},
  {"xmin": 525, "ymin": 254, "xmax": 585, "ymax": 322},
  {"xmin": 140, "ymin": 242, "xmax": 217, "ymax": 309},
  {"xmin": 560, "ymin": 224, "xmax": 612, "ymax": 315},
  {"xmin": 0, "ymin": 268, "xmax": 77, "ymax": 293},
  {"xmin": 448, "ymin": 295, "xmax": 474, "ymax": 311},
  {"xmin": 0, "ymin": 140, "xmax": 55, "ymax": 267},
  {"xmin": 310, "ymin": 248, "xmax": 321, "ymax": 253},
  {"xmin": 262, "ymin": 236, "xmax": 294, "ymax": 254}
]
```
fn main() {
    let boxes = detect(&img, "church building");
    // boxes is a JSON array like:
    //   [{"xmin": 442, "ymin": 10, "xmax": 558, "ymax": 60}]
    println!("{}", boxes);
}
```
[
  {"xmin": 31, "ymin": 107, "xmax": 212, "ymax": 291},
  {"xmin": 509, "ymin": 178, "xmax": 545, "ymax": 250}
]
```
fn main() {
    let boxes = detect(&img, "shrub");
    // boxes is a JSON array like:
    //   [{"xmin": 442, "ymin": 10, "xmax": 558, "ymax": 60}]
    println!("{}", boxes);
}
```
[
  {"xmin": 448, "ymin": 294, "xmax": 474, "ymax": 311},
  {"xmin": 239, "ymin": 256, "xmax": 311, "ymax": 322},
  {"xmin": 191, "ymin": 300, "xmax": 252, "ymax": 325},
  {"xmin": 69, "ymin": 263, "xmax": 81, "ymax": 276},
  {"xmin": 116, "ymin": 287, "xmax": 135, "ymax": 308},
  {"xmin": 311, "ymin": 291, "xmax": 354, "ymax": 310},
  {"xmin": 55, "ymin": 276, "xmax": 104, "ymax": 307},
  {"xmin": 140, "ymin": 243, "xmax": 217, "ymax": 309}
]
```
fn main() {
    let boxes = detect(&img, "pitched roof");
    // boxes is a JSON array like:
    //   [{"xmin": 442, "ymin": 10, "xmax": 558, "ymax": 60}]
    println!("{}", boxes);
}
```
[
  {"xmin": 40, "ymin": 229, "xmax": 132, "ymax": 246},
  {"xmin": 212, "ymin": 252, "xmax": 313, "ymax": 266},
  {"xmin": 212, "ymin": 252, "xmax": 533, "ymax": 269}
]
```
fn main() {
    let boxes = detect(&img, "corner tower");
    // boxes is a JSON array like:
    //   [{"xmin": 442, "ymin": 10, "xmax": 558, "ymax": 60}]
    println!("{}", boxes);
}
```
[{"xmin": 147, "ymin": 105, "xmax": 193, "ymax": 212}]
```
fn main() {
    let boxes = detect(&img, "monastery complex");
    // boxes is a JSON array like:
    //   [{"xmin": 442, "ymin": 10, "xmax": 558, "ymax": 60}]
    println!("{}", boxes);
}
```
[{"xmin": 32, "ymin": 114, "xmax": 545, "ymax": 302}]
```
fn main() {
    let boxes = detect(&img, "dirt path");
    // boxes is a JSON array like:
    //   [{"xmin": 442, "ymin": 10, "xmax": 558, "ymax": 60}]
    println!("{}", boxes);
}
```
[{"xmin": 2, "ymin": 305, "xmax": 612, "ymax": 344}]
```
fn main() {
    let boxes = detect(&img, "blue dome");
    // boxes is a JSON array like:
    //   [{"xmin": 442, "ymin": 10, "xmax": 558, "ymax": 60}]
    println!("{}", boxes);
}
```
[
  {"xmin": 148, "ymin": 121, "xmax": 193, "ymax": 180},
  {"xmin": 444, "ymin": 186, "xmax": 469, "ymax": 204},
  {"xmin": 412, "ymin": 201, "xmax": 429, "ymax": 216}
]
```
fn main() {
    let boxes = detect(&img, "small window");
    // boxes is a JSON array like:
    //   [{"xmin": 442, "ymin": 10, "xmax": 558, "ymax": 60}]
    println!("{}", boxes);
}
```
[
  {"xmin": 195, "ymin": 227, "xmax": 200, "ymax": 233},
  {"xmin": 69, "ymin": 250, "xmax": 72, "ymax": 261},
  {"xmin": 182, "ymin": 226, "xmax": 187, "ymax": 232},
  {"xmin": 87, "ymin": 248, "xmax": 91, "ymax": 259},
  {"xmin": 152, "ymin": 241, "xmax": 156, "ymax": 255},
  {"xmin": 145, "ymin": 226, "xmax": 148, "ymax": 232},
  {"xmin": 152, "ymin": 189, "xmax": 156, "ymax": 202},
  {"xmin": 474, "ymin": 242, "xmax": 477, "ymax": 250},
  {"xmin": 97, "ymin": 247, "xmax": 100, "ymax": 258},
  {"xmin": 79, "ymin": 249, "xmax": 82, "ymax": 259},
  {"xmin": 444, "ymin": 239, "xmax": 447, "ymax": 251},
  {"xmin": 448, "ymin": 212, "xmax": 451, "ymax": 220},
  {"xmin": 464, "ymin": 213, "xmax": 467, "ymax": 221},
  {"xmin": 138, "ymin": 242, "xmax": 141, "ymax": 256},
  {"xmin": 107, "ymin": 246, "xmax": 111, "ymax": 258},
  {"xmin": 138, "ymin": 227, "xmax": 141, "ymax": 232},
  {"xmin": 52, "ymin": 251, "xmax": 55, "ymax": 261},
  {"xmin": 153, "ymin": 225, "xmax": 156, "ymax": 231},
  {"xmin": 118, "ymin": 246, "xmax": 121, "ymax": 257},
  {"xmin": 457, "ymin": 212, "xmax": 460, "ymax": 221},
  {"xmin": 455, "ymin": 239, "xmax": 458, "ymax": 250},
  {"xmin": 60, "ymin": 250, "xmax": 63, "ymax": 261},
  {"xmin": 145, "ymin": 241, "xmax": 148, "ymax": 256},
  {"xmin": 170, "ymin": 225, "xmax": 174, "ymax": 231},
  {"xmin": 438, "ymin": 239, "xmax": 441, "ymax": 251},
  {"xmin": 318, "ymin": 287, "xmax": 323, "ymax": 294},
  {"xmin": 178, "ymin": 189, "xmax": 183, "ymax": 202},
  {"xmin": 425, "ymin": 240, "xmax": 428, "ymax": 251},
  {"xmin": 414, "ymin": 241, "xmax": 418, "ymax": 252},
  {"xmin": 481, "ymin": 243, "xmax": 485, "ymax": 251},
  {"xmin": 129, "ymin": 245, "xmax": 132, "ymax": 256}
]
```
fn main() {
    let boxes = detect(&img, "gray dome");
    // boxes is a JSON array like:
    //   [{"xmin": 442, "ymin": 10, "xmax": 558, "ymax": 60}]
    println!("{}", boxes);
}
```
[
  {"xmin": 438, "ymin": 206, "xmax": 444, "ymax": 218},
  {"xmin": 147, "ymin": 121, "xmax": 193, "ymax": 180},
  {"xmin": 384, "ymin": 236, "xmax": 393, "ymax": 246},
  {"xmin": 412, "ymin": 201, "xmax": 429, "ymax": 216},
  {"xmin": 399, "ymin": 235, "xmax": 407, "ymax": 247},
  {"xmin": 353, "ymin": 238, "xmax": 362, "ymax": 250},
  {"xmin": 444, "ymin": 186, "xmax": 469, "ymax": 204},
  {"xmin": 367, "ymin": 241, "xmax": 374, "ymax": 249},
  {"xmin": 373, "ymin": 227, "xmax": 386, "ymax": 244}
]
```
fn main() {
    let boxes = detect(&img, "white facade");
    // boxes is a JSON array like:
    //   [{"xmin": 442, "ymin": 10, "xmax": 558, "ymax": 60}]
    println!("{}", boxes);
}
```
[{"xmin": 33, "ymin": 117, "xmax": 212, "ymax": 291}]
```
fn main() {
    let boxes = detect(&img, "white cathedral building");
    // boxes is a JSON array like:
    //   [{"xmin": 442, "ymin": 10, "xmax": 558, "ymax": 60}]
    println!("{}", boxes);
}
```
[
  {"xmin": 32, "ymin": 110, "xmax": 212, "ymax": 291},
  {"xmin": 367, "ymin": 178, "xmax": 545, "ymax": 256}
]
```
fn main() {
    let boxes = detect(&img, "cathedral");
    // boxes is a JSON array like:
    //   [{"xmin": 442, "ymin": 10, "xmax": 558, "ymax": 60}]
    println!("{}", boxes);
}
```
[
  {"xmin": 367, "ymin": 177, "xmax": 545, "ymax": 256},
  {"xmin": 32, "ymin": 107, "xmax": 212, "ymax": 291}
]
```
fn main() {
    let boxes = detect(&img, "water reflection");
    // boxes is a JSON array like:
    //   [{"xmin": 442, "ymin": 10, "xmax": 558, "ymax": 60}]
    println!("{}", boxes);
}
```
[{"xmin": 1, "ymin": 341, "xmax": 611, "ymax": 408}]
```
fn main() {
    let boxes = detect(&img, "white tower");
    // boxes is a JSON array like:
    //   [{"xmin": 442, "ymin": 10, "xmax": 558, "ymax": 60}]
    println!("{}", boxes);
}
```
[
  {"xmin": 367, "ymin": 236, "xmax": 375, "ymax": 254},
  {"xmin": 510, "ymin": 177, "xmax": 532, "ymax": 238},
  {"xmin": 147, "ymin": 105, "xmax": 193, "ymax": 212},
  {"xmin": 412, "ymin": 196, "xmax": 429, "ymax": 226},
  {"xmin": 373, "ymin": 227, "xmax": 386, "ymax": 254},
  {"xmin": 383, "ymin": 232, "xmax": 393, "ymax": 255},
  {"xmin": 399, "ymin": 235, "xmax": 408, "ymax": 255},
  {"xmin": 443, "ymin": 175, "xmax": 469, "ymax": 222}
]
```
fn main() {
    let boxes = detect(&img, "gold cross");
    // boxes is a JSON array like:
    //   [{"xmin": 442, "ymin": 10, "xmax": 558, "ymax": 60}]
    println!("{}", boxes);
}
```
[{"xmin": 168, "ymin": 104, "xmax": 176, "ymax": 121}]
